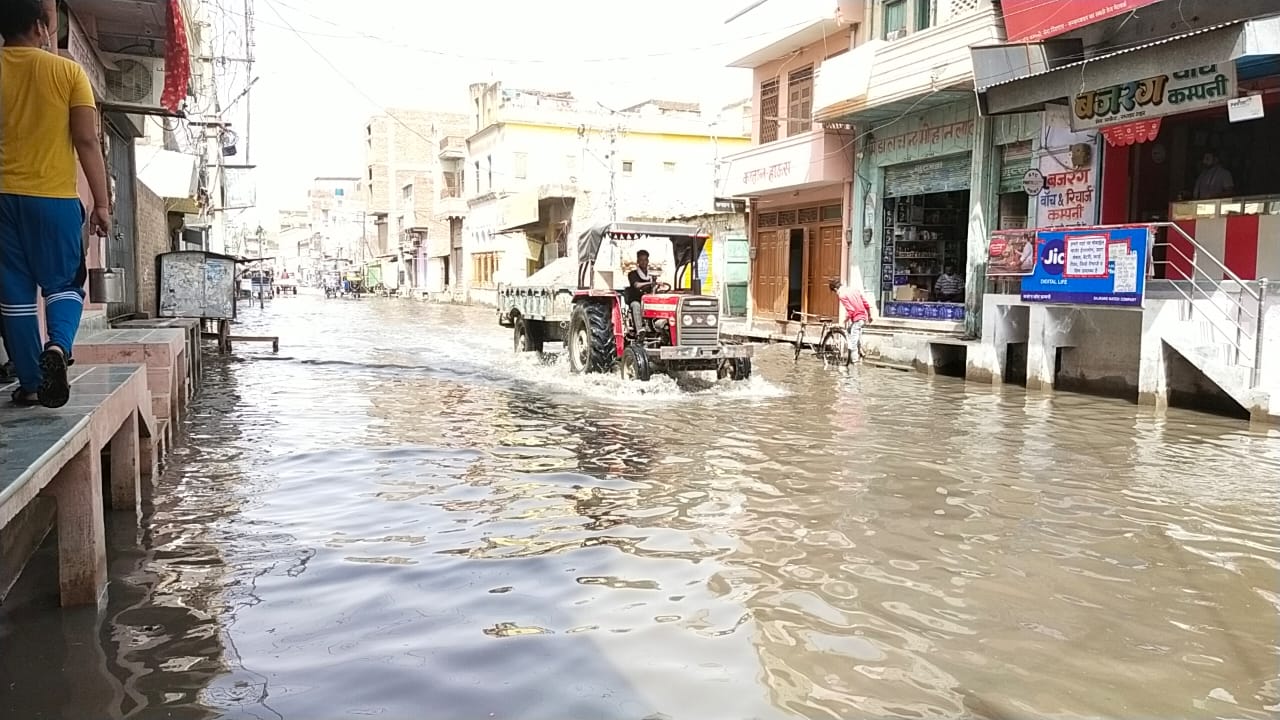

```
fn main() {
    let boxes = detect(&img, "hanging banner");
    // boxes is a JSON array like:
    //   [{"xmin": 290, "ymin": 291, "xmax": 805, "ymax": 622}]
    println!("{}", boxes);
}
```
[
  {"xmin": 1020, "ymin": 226, "xmax": 1151, "ymax": 307},
  {"xmin": 1071, "ymin": 63, "xmax": 1237, "ymax": 131},
  {"xmin": 987, "ymin": 229, "xmax": 1037, "ymax": 277},
  {"xmin": 1000, "ymin": 0, "xmax": 1162, "ymax": 42}
]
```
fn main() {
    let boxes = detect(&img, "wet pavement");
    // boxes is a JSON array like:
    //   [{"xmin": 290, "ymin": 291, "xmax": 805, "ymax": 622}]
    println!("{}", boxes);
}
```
[{"xmin": 2, "ymin": 294, "xmax": 1279, "ymax": 720}]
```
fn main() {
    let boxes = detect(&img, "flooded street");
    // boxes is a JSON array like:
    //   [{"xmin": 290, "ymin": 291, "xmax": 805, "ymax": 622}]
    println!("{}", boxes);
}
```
[{"xmin": 3, "ymin": 295, "xmax": 1280, "ymax": 720}]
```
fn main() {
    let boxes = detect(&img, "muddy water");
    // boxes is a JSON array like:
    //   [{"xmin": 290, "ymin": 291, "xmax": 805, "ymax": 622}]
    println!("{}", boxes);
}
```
[{"xmin": 2, "ymin": 295, "xmax": 1279, "ymax": 720}]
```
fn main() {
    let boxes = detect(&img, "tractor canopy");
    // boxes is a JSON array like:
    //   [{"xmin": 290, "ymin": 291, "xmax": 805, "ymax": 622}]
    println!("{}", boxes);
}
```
[{"xmin": 576, "ymin": 222, "xmax": 711, "ymax": 293}]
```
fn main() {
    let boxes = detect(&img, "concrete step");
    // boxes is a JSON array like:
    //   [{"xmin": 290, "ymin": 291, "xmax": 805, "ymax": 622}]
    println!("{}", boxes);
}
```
[{"xmin": 77, "ymin": 308, "xmax": 109, "ymax": 335}]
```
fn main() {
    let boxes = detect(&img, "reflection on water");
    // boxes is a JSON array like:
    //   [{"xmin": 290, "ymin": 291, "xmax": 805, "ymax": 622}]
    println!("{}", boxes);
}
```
[{"xmin": 2, "ymin": 296, "xmax": 1279, "ymax": 719}]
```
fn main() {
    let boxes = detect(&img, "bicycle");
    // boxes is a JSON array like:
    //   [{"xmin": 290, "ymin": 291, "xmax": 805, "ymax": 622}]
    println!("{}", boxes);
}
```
[{"xmin": 792, "ymin": 312, "xmax": 853, "ymax": 367}]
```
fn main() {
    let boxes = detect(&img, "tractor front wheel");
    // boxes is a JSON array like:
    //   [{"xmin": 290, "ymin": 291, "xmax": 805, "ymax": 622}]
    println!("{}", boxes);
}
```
[
  {"xmin": 719, "ymin": 357, "xmax": 752, "ymax": 381},
  {"xmin": 567, "ymin": 302, "xmax": 616, "ymax": 374},
  {"xmin": 619, "ymin": 345, "xmax": 652, "ymax": 382}
]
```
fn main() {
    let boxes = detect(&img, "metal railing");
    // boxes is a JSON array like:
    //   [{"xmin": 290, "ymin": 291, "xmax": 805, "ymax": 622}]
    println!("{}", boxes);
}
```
[{"xmin": 1148, "ymin": 222, "xmax": 1268, "ymax": 388}]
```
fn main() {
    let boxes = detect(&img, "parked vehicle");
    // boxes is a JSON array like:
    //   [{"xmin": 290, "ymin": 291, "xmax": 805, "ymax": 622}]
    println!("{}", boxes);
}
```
[{"xmin": 497, "ymin": 222, "xmax": 753, "ymax": 382}]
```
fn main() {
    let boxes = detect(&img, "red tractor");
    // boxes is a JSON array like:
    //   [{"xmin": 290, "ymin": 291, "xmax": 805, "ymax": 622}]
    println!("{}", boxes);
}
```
[{"xmin": 498, "ymin": 222, "xmax": 753, "ymax": 382}]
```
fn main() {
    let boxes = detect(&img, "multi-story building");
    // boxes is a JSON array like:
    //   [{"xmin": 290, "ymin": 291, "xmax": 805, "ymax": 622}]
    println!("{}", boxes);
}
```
[
  {"xmin": 364, "ymin": 109, "xmax": 470, "ymax": 294},
  {"xmin": 460, "ymin": 82, "xmax": 751, "ymax": 306},
  {"xmin": 720, "ymin": 0, "xmax": 864, "ymax": 324}
]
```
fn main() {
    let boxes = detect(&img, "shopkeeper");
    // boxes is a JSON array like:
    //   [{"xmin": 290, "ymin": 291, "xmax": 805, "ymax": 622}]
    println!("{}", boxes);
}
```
[
  {"xmin": 1193, "ymin": 152, "xmax": 1235, "ymax": 200},
  {"xmin": 935, "ymin": 264, "xmax": 964, "ymax": 303}
]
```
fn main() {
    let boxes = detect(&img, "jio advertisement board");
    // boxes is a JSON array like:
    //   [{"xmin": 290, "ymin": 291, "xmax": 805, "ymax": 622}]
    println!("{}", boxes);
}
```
[{"xmin": 1020, "ymin": 226, "xmax": 1151, "ymax": 307}]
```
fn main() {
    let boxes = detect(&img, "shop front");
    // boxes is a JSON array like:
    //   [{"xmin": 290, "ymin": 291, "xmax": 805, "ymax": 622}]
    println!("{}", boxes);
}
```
[
  {"xmin": 720, "ymin": 129, "xmax": 853, "ymax": 322},
  {"xmin": 976, "ymin": 15, "xmax": 1280, "ymax": 282}
]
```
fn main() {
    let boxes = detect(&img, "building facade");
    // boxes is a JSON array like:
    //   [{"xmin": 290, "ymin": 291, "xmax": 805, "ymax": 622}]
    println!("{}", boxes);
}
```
[
  {"xmin": 460, "ymin": 82, "xmax": 751, "ymax": 306},
  {"xmin": 364, "ymin": 109, "xmax": 471, "ymax": 295}
]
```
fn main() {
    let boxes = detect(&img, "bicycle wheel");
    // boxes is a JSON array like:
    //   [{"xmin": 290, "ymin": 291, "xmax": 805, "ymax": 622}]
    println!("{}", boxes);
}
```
[
  {"xmin": 819, "ymin": 328, "xmax": 853, "ymax": 367},
  {"xmin": 793, "ymin": 327, "xmax": 806, "ymax": 361}
]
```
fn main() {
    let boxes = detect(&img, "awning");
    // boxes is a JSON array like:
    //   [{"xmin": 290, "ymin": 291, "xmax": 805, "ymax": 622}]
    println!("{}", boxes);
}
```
[{"xmin": 976, "ymin": 16, "xmax": 1280, "ymax": 116}]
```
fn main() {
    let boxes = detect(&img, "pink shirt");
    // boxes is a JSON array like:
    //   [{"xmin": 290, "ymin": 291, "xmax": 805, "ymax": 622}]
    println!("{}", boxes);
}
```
[{"xmin": 838, "ymin": 288, "xmax": 872, "ymax": 323}]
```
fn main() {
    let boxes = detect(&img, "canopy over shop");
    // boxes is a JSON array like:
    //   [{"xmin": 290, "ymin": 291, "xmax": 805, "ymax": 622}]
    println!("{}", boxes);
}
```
[{"xmin": 974, "ymin": 15, "xmax": 1280, "ymax": 282}]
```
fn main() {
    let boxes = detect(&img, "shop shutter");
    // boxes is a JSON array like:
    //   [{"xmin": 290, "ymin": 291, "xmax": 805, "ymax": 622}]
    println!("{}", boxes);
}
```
[
  {"xmin": 998, "ymin": 141, "xmax": 1034, "ymax": 194},
  {"xmin": 883, "ymin": 153, "xmax": 972, "ymax": 197}
]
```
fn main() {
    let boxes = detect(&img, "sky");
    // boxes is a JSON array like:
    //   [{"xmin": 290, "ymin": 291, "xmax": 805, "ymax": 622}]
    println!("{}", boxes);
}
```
[{"xmin": 218, "ymin": 0, "xmax": 762, "ymax": 219}]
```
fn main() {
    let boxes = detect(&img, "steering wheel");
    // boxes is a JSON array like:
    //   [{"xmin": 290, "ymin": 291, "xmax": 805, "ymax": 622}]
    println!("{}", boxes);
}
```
[{"xmin": 652, "ymin": 281, "xmax": 673, "ymax": 294}]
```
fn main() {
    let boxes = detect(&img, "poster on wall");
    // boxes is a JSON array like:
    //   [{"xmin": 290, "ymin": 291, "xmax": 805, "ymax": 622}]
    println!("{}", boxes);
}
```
[
  {"xmin": 1020, "ymin": 226, "xmax": 1151, "ymax": 306},
  {"xmin": 988, "ymin": 229, "xmax": 1037, "ymax": 276}
]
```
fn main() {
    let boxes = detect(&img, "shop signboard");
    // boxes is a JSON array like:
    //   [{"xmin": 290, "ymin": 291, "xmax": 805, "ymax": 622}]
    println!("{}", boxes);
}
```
[
  {"xmin": 1020, "ymin": 226, "xmax": 1150, "ymax": 307},
  {"xmin": 869, "ymin": 102, "xmax": 976, "ymax": 167},
  {"xmin": 1000, "ymin": 0, "xmax": 1162, "ymax": 42},
  {"xmin": 1070, "ymin": 63, "xmax": 1237, "ymax": 132},
  {"xmin": 988, "ymin": 229, "xmax": 1036, "ymax": 277},
  {"xmin": 1035, "ymin": 104, "xmax": 1100, "ymax": 229}
]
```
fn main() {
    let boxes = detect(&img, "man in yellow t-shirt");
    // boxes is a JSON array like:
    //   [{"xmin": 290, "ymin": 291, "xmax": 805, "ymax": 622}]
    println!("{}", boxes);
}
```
[{"xmin": 0, "ymin": 0, "xmax": 111, "ymax": 407}]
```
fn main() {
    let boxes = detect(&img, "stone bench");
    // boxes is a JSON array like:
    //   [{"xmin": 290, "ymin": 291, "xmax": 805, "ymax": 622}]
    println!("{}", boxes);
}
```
[
  {"xmin": 0, "ymin": 364, "xmax": 157, "ymax": 607},
  {"xmin": 74, "ymin": 328, "xmax": 187, "ymax": 447}
]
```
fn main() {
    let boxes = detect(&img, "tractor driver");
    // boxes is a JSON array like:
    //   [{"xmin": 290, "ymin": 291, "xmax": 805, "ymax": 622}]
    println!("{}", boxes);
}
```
[{"xmin": 626, "ymin": 249, "xmax": 659, "ymax": 336}]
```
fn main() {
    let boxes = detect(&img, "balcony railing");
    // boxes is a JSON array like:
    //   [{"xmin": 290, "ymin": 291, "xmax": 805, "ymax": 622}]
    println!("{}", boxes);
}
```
[{"xmin": 439, "ymin": 136, "xmax": 466, "ymax": 158}]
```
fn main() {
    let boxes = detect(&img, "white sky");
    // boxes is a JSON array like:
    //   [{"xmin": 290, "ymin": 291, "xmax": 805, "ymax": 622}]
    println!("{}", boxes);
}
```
[{"xmin": 230, "ymin": 0, "xmax": 758, "ymax": 218}]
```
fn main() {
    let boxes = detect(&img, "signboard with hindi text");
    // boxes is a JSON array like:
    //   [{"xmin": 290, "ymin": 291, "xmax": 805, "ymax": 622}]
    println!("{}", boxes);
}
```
[
  {"xmin": 1020, "ymin": 226, "xmax": 1151, "ymax": 307},
  {"xmin": 1071, "ymin": 63, "xmax": 1237, "ymax": 131},
  {"xmin": 1000, "ymin": 0, "xmax": 1162, "ymax": 42}
]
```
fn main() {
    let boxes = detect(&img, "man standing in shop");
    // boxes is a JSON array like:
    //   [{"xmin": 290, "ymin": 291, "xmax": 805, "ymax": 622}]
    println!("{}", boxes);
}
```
[
  {"xmin": 830, "ymin": 278, "xmax": 873, "ymax": 362},
  {"xmin": 1193, "ymin": 152, "xmax": 1235, "ymax": 200},
  {"xmin": 935, "ymin": 263, "xmax": 964, "ymax": 303}
]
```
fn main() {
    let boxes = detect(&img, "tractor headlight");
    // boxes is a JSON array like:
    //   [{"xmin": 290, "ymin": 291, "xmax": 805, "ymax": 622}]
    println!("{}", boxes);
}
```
[
  {"xmin": 683, "ymin": 314, "xmax": 694, "ymax": 327},
  {"xmin": 706, "ymin": 315, "xmax": 717, "ymax": 327}
]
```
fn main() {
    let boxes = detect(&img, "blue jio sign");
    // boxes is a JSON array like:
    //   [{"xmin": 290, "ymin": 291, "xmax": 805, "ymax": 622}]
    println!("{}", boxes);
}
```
[{"xmin": 1020, "ymin": 226, "xmax": 1150, "ymax": 307}]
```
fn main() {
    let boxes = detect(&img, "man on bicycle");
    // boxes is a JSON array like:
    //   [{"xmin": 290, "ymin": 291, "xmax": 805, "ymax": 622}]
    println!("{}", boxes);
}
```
[{"xmin": 829, "ymin": 278, "xmax": 873, "ymax": 361}]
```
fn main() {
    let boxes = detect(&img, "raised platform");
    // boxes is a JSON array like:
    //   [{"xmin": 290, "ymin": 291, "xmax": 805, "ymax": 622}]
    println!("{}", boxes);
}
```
[
  {"xmin": 0, "ymin": 364, "xmax": 156, "ymax": 606},
  {"xmin": 74, "ymin": 328, "xmax": 187, "ymax": 444}
]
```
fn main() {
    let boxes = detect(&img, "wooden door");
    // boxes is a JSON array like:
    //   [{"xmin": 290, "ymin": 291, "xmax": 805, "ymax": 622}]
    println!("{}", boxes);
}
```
[
  {"xmin": 806, "ymin": 225, "xmax": 843, "ymax": 320},
  {"xmin": 751, "ymin": 230, "xmax": 788, "ymax": 319}
]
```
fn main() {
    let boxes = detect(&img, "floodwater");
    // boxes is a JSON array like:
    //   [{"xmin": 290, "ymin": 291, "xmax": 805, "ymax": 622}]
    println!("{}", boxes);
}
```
[{"xmin": 3, "ymin": 294, "xmax": 1280, "ymax": 720}]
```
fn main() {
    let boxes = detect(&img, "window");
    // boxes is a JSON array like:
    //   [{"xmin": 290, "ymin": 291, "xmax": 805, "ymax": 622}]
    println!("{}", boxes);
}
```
[
  {"xmin": 472, "ymin": 251, "xmax": 500, "ymax": 288},
  {"xmin": 513, "ymin": 152, "xmax": 528, "ymax": 180},
  {"xmin": 883, "ymin": 0, "xmax": 907, "ymax": 39},
  {"xmin": 565, "ymin": 154, "xmax": 578, "ymax": 181},
  {"xmin": 368, "ymin": 166, "xmax": 374, "ymax": 180},
  {"xmin": 663, "ymin": 161, "xmax": 677, "ymax": 173},
  {"xmin": 915, "ymin": 0, "xmax": 933, "ymax": 31},
  {"xmin": 402, "ymin": 184, "xmax": 413, "ymax": 200},
  {"xmin": 487, "ymin": 156, "xmax": 493, "ymax": 190},
  {"xmin": 474, "ymin": 161, "xmax": 480, "ymax": 193},
  {"xmin": 622, "ymin": 161, "xmax": 634, "ymax": 174},
  {"xmin": 787, "ymin": 66, "xmax": 814, "ymax": 137},
  {"xmin": 760, "ymin": 78, "xmax": 780, "ymax": 143}
]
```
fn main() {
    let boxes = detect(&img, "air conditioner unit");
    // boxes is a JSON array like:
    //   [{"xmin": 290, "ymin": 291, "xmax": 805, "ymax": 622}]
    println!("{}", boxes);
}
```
[{"xmin": 100, "ymin": 53, "xmax": 167, "ymax": 106}]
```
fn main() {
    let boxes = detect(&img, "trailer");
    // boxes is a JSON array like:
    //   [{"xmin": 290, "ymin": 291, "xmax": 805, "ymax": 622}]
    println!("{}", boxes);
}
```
[{"xmin": 498, "ymin": 222, "xmax": 753, "ymax": 382}]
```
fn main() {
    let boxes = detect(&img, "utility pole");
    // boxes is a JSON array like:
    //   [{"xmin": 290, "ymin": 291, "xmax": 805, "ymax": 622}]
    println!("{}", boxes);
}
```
[
  {"xmin": 607, "ymin": 126, "xmax": 619, "ymax": 222},
  {"xmin": 243, "ymin": 0, "xmax": 256, "ymax": 163}
]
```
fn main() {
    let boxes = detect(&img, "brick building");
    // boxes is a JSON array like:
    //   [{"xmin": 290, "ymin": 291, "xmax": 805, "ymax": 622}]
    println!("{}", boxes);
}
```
[{"xmin": 364, "ymin": 109, "xmax": 471, "ymax": 294}]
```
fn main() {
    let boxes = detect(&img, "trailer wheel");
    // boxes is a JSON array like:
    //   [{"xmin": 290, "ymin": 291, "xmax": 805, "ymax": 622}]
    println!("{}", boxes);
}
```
[
  {"xmin": 513, "ymin": 317, "xmax": 544, "ymax": 353},
  {"xmin": 567, "ymin": 302, "xmax": 616, "ymax": 374},
  {"xmin": 619, "ymin": 345, "xmax": 652, "ymax": 382}
]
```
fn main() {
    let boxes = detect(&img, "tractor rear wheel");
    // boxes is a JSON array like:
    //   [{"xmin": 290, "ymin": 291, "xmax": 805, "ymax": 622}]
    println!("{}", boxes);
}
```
[
  {"xmin": 723, "ymin": 357, "xmax": 752, "ymax": 381},
  {"xmin": 568, "ymin": 302, "xmax": 616, "ymax": 373}
]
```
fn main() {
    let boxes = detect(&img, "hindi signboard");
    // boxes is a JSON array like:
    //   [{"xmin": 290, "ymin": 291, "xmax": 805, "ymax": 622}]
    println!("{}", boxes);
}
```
[
  {"xmin": 1071, "ymin": 63, "xmax": 1237, "ymax": 131},
  {"xmin": 1020, "ymin": 226, "xmax": 1151, "ymax": 307}
]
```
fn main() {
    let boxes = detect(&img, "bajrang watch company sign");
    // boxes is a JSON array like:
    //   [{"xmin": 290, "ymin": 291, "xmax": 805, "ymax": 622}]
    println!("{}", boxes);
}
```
[{"xmin": 1070, "ymin": 63, "xmax": 1237, "ymax": 131}]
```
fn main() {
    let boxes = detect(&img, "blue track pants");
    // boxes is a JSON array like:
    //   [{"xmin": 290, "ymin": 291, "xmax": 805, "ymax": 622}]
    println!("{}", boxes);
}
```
[{"xmin": 0, "ymin": 194, "xmax": 87, "ymax": 392}]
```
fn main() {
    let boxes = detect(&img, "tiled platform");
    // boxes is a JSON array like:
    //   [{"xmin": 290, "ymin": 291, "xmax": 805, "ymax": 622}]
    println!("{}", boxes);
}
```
[
  {"xmin": 0, "ymin": 365, "xmax": 156, "ymax": 606},
  {"xmin": 75, "ymin": 328, "xmax": 187, "ymax": 443},
  {"xmin": 113, "ymin": 317, "xmax": 203, "ymax": 399}
]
